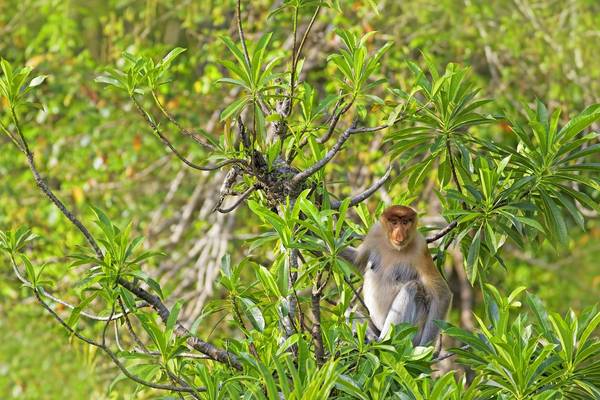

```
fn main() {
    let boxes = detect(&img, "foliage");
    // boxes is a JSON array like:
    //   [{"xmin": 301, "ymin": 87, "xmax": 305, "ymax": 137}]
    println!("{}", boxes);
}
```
[{"xmin": 1, "ymin": 0, "xmax": 600, "ymax": 399}]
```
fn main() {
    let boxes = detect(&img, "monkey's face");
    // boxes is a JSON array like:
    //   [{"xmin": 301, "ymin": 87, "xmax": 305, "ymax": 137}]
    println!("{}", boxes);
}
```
[{"xmin": 381, "ymin": 206, "xmax": 417, "ymax": 250}]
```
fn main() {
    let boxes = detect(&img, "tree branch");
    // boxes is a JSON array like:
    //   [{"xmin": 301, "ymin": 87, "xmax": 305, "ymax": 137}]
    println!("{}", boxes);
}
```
[
  {"xmin": 292, "ymin": 120, "xmax": 386, "ymax": 186},
  {"xmin": 215, "ymin": 185, "xmax": 257, "ymax": 213},
  {"xmin": 151, "ymin": 91, "xmax": 216, "ymax": 150},
  {"xmin": 8, "ymin": 117, "xmax": 242, "ymax": 370},
  {"xmin": 330, "ymin": 165, "xmax": 392, "ymax": 209},
  {"xmin": 132, "ymin": 96, "xmax": 245, "ymax": 171},
  {"xmin": 426, "ymin": 220, "xmax": 458, "ymax": 243}
]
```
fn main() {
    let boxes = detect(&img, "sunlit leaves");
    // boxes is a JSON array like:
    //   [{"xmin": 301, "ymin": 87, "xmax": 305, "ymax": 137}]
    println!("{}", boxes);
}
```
[
  {"xmin": 95, "ymin": 47, "xmax": 186, "ymax": 95},
  {"xmin": 0, "ymin": 58, "xmax": 46, "ymax": 110},
  {"xmin": 445, "ymin": 289, "xmax": 600, "ymax": 399},
  {"xmin": 327, "ymin": 30, "xmax": 391, "ymax": 107},
  {"xmin": 217, "ymin": 34, "xmax": 280, "ymax": 133},
  {"xmin": 70, "ymin": 207, "xmax": 164, "ymax": 296}
]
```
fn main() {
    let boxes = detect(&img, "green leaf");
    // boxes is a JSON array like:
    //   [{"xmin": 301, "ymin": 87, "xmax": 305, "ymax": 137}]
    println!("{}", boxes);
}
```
[
  {"xmin": 558, "ymin": 104, "xmax": 600, "ymax": 142},
  {"xmin": 166, "ymin": 300, "xmax": 182, "ymax": 334},
  {"xmin": 240, "ymin": 297, "xmax": 265, "ymax": 332},
  {"xmin": 220, "ymin": 96, "xmax": 249, "ymax": 121},
  {"xmin": 161, "ymin": 47, "xmax": 186, "ymax": 66},
  {"xmin": 66, "ymin": 291, "xmax": 100, "ymax": 329},
  {"xmin": 466, "ymin": 227, "xmax": 482, "ymax": 283}
]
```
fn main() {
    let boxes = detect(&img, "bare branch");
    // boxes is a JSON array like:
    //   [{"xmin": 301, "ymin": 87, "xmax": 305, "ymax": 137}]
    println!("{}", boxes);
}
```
[
  {"xmin": 151, "ymin": 91, "xmax": 216, "ymax": 150},
  {"xmin": 317, "ymin": 101, "xmax": 353, "ymax": 145},
  {"xmin": 426, "ymin": 221, "xmax": 458, "ymax": 243},
  {"xmin": 292, "ymin": 121, "xmax": 385, "ymax": 186},
  {"xmin": 118, "ymin": 296, "xmax": 150, "ymax": 353},
  {"xmin": 330, "ymin": 165, "xmax": 392, "ymax": 209},
  {"xmin": 132, "ymin": 96, "xmax": 245, "ymax": 171},
  {"xmin": 289, "ymin": 4, "xmax": 322, "ymax": 109},
  {"xmin": 295, "ymin": 4, "xmax": 321, "ymax": 69},
  {"xmin": 9, "ymin": 116, "xmax": 242, "ymax": 370},
  {"xmin": 432, "ymin": 344, "xmax": 470, "ymax": 363},
  {"xmin": 215, "ymin": 185, "xmax": 257, "ymax": 213},
  {"xmin": 236, "ymin": 0, "xmax": 252, "ymax": 68}
]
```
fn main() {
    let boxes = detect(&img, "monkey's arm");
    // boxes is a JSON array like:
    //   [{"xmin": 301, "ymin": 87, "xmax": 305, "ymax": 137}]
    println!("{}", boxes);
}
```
[
  {"xmin": 417, "ymin": 281, "xmax": 452, "ymax": 346},
  {"xmin": 340, "ymin": 246, "xmax": 358, "ymax": 264}
]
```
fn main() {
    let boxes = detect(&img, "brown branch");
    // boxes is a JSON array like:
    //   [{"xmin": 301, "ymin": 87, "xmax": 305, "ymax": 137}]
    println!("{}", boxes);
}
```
[
  {"xmin": 118, "ymin": 296, "xmax": 149, "ymax": 353},
  {"xmin": 289, "ymin": 4, "xmax": 321, "ymax": 110},
  {"xmin": 236, "ymin": 0, "xmax": 252, "ymax": 69},
  {"xmin": 26, "ymin": 276, "xmax": 204, "ymax": 394},
  {"xmin": 330, "ymin": 165, "xmax": 392, "ymax": 209},
  {"xmin": 292, "ymin": 121, "xmax": 354, "ymax": 185},
  {"xmin": 118, "ymin": 278, "xmax": 243, "ymax": 370},
  {"xmin": 132, "ymin": 96, "xmax": 245, "ymax": 171},
  {"xmin": 215, "ymin": 185, "xmax": 257, "ymax": 213},
  {"xmin": 151, "ymin": 91, "xmax": 215, "ymax": 150},
  {"xmin": 426, "ymin": 221, "xmax": 458, "ymax": 243},
  {"xmin": 8, "ymin": 117, "xmax": 242, "ymax": 370},
  {"xmin": 432, "ymin": 344, "xmax": 470, "ymax": 363}
]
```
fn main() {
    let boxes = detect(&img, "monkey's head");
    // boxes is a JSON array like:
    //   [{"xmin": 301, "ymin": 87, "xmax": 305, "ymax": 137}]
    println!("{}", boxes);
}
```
[{"xmin": 380, "ymin": 205, "xmax": 417, "ymax": 250}]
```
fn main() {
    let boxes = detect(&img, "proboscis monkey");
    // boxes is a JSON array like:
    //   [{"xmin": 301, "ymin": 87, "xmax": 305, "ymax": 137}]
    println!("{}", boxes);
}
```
[{"xmin": 343, "ymin": 205, "xmax": 451, "ymax": 345}]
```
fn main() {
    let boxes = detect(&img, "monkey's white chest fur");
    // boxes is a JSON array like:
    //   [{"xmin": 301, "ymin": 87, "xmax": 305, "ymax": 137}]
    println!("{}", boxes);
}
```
[{"xmin": 363, "ymin": 254, "xmax": 419, "ymax": 331}]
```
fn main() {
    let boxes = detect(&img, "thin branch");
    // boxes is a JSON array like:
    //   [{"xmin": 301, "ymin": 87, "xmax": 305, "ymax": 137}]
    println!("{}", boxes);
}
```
[
  {"xmin": 102, "ymin": 305, "xmax": 116, "ymax": 346},
  {"xmin": 118, "ymin": 296, "xmax": 149, "ymax": 353},
  {"xmin": 8, "ymin": 114, "xmax": 242, "ymax": 370},
  {"xmin": 317, "ymin": 102, "xmax": 353, "ymax": 144},
  {"xmin": 426, "ymin": 220, "xmax": 458, "ymax": 243},
  {"xmin": 151, "ymin": 91, "xmax": 216, "ymax": 150},
  {"xmin": 117, "ymin": 278, "xmax": 243, "ymax": 370},
  {"xmin": 432, "ymin": 344, "xmax": 470, "ymax": 362},
  {"xmin": 8, "ymin": 106, "xmax": 104, "ymax": 258},
  {"xmin": 132, "ymin": 96, "xmax": 245, "ymax": 171},
  {"xmin": 236, "ymin": 0, "xmax": 252, "ymax": 68},
  {"xmin": 23, "ymin": 266, "xmax": 204, "ymax": 394},
  {"xmin": 0, "ymin": 119, "xmax": 25, "ymax": 152},
  {"xmin": 295, "ymin": 4, "xmax": 321, "ymax": 69},
  {"xmin": 343, "ymin": 275, "xmax": 368, "ymax": 312},
  {"xmin": 445, "ymin": 139, "xmax": 463, "ymax": 194},
  {"xmin": 289, "ymin": 5, "xmax": 300, "ymax": 107},
  {"xmin": 330, "ymin": 165, "xmax": 392, "ymax": 209},
  {"xmin": 215, "ymin": 185, "xmax": 257, "ymax": 213},
  {"xmin": 292, "ymin": 120, "xmax": 385, "ymax": 186}
]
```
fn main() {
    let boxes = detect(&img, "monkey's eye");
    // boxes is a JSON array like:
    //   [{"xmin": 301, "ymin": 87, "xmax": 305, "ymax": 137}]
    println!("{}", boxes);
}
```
[{"xmin": 401, "ymin": 220, "xmax": 409, "ymax": 225}]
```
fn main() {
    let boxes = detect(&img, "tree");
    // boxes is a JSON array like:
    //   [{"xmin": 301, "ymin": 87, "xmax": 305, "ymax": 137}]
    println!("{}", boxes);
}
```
[{"xmin": 1, "ymin": 1, "xmax": 600, "ymax": 398}]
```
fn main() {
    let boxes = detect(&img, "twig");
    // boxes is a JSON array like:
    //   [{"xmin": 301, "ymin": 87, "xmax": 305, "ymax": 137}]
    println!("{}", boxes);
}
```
[
  {"xmin": 330, "ymin": 165, "xmax": 392, "ymax": 209},
  {"xmin": 118, "ymin": 296, "xmax": 149, "ymax": 353},
  {"xmin": 27, "ymin": 275, "xmax": 204, "ymax": 394},
  {"xmin": 151, "ymin": 91, "xmax": 216, "ymax": 150},
  {"xmin": 432, "ymin": 344, "xmax": 470, "ymax": 362},
  {"xmin": 289, "ymin": 4, "xmax": 321, "ymax": 110},
  {"xmin": 426, "ymin": 221, "xmax": 458, "ymax": 243},
  {"xmin": 292, "ymin": 120, "xmax": 376, "ymax": 186},
  {"xmin": 215, "ymin": 185, "xmax": 257, "ymax": 213},
  {"xmin": 236, "ymin": 0, "xmax": 252, "ymax": 69},
  {"xmin": 343, "ymin": 275, "xmax": 368, "ymax": 311},
  {"xmin": 7, "ymin": 115, "xmax": 242, "ymax": 370},
  {"xmin": 132, "ymin": 96, "xmax": 245, "ymax": 171}
]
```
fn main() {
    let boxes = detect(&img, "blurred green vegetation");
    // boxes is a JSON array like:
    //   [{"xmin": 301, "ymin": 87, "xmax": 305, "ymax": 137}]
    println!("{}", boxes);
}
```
[{"xmin": 1, "ymin": 0, "xmax": 599, "ymax": 398}]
